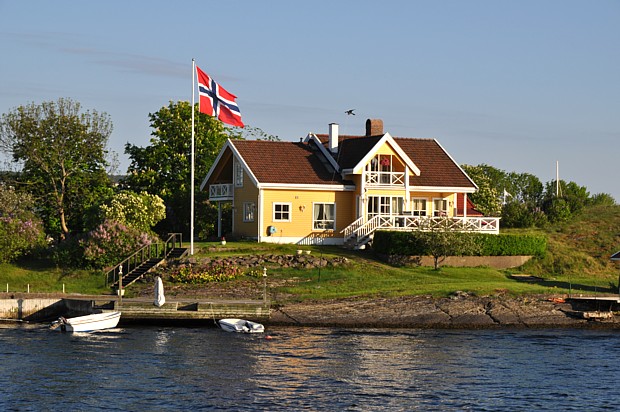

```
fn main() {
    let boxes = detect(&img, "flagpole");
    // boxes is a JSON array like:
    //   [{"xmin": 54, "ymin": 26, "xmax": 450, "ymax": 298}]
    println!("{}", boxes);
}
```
[{"xmin": 190, "ymin": 58, "xmax": 195, "ymax": 255}]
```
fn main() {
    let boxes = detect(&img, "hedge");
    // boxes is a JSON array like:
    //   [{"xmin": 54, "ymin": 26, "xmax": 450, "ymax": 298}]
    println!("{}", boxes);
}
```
[{"xmin": 372, "ymin": 231, "xmax": 546, "ymax": 257}]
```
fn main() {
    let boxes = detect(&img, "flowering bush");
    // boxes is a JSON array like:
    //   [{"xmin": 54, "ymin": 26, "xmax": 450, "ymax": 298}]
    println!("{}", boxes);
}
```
[
  {"xmin": 0, "ymin": 217, "xmax": 46, "ymax": 262},
  {"xmin": 170, "ymin": 263, "xmax": 244, "ymax": 284},
  {"xmin": 99, "ymin": 191, "xmax": 165, "ymax": 232},
  {"xmin": 79, "ymin": 220, "xmax": 160, "ymax": 268},
  {"xmin": 0, "ymin": 186, "xmax": 46, "ymax": 263}
]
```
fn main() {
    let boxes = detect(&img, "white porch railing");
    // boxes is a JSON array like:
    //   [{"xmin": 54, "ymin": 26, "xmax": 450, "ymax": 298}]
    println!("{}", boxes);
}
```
[
  {"xmin": 365, "ymin": 171, "xmax": 405, "ymax": 186},
  {"xmin": 209, "ymin": 184, "xmax": 234, "ymax": 200},
  {"xmin": 341, "ymin": 214, "xmax": 500, "ymax": 244}
]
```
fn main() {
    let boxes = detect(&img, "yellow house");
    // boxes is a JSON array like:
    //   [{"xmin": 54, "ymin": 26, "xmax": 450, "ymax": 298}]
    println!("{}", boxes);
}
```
[{"xmin": 200, "ymin": 119, "xmax": 499, "ymax": 247}]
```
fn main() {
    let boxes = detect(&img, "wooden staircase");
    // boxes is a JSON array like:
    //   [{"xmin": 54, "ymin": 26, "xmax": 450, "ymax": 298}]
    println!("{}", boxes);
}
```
[{"xmin": 106, "ymin": 234, "xmax": 188, "ymax": 290}]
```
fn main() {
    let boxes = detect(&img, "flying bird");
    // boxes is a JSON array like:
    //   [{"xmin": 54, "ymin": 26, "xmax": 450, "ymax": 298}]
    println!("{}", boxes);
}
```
[{"xmin": 345, "ymin": 109, "xmax": 356, "ymax": 115}]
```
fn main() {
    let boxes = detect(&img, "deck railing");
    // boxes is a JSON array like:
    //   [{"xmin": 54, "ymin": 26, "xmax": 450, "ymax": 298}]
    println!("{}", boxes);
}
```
[
  {"xmin": 341, "ymin": 215, "xmax": 500, "ymax": 243},
  {"xmin": 209, "ymin": 184, "xmax": 234, "ymax": 200},
  {"xmin": 365, "ymin": 171, "xmax": 405, "ymax": 186}
]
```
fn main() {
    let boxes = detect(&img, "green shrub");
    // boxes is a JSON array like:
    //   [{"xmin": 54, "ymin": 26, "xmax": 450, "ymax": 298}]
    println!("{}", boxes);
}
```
[{"xmin": 373, "ymin": 231, "xmax": 546, "ymax": 257}]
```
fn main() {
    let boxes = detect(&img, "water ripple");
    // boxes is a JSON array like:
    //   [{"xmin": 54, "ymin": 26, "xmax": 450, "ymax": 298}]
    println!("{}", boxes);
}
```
[{"xmin": 2, "ymin": 325, "xmax": 620, "ymax": 410}]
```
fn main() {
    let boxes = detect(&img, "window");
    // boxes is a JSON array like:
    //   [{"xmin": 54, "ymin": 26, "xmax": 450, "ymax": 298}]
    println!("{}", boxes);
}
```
[
  {"xmin": 243, "ymin": 202, "xmax": 255, "ymax": 222},
  {"xmin": 412, "ymin": 198, "xmax": 427, "ymax": 216},
  {"xmin": 313, "ymin": 203, "xmax": 335, "ymax": 230},
  {"xmin": 367, "ymin": 196, "xmax": 404, "ymax": 217},
  {"xmin": 234, "ymin": 160, "xmax": 244, "ymax": 187},
  {"xmin": 433, "ymin": 198, "xmax": 448, "ymax": 217},
  {"xmin": 273, "ymin": 203, "xmax": 291, "ymax": 221}
]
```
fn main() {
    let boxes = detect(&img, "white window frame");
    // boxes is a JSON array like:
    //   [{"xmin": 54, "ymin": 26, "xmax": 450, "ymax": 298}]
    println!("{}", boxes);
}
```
[
  {"xmin": 234, "ymin": 159, "xmax": 244, "ymax": 187},
  {"xmin": 412, "ymin": 198, "xmax": 428, "ymax": 217},
  {"xmin": 367, "ymin": 196, "xmax": 404, "ymax": 218},
  {"xmin": 243, "ymin": 202, "xmax": 255, "ymax": 222},
  {"xmin": 433, "ymin": 198, "xmax": 449, "ymax": 217},
  {"xmin": 273, "ymin": 202, "xmax": 291, "ymax": 222},
  {"xmin": 312, "ymin": 202, "xmax": 336, "ymax": 230}
]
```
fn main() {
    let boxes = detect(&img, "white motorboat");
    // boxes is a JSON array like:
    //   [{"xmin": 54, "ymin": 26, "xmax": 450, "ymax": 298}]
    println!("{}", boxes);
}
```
[
  {"xmin": 219, "ymin": 318, "xmax": 264, "ymax": 333},
  {"xmin": 51, "ymin": 311, "xmax": 121, "ymax": 332}
]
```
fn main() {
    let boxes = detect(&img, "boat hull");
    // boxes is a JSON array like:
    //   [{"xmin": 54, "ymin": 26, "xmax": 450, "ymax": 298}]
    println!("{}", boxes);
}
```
[
  {"xmin": 219, "ymin": 318, "xmax": 264, "ymax": 333},
  {"xmin": 54, "ymin": 311, "xmax": 121, "ymax": 332}
]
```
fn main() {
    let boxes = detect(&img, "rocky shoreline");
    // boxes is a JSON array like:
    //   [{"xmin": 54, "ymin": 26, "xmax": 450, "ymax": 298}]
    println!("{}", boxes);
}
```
[{"xmin": 266, "ymin": 294, "xmax": 620, "ymax": 329}]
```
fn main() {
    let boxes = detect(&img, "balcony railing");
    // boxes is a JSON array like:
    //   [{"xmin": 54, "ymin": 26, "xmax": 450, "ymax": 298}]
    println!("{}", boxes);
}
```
[
  {"xmin": 365, "ymin": 171, "xmax": 405, "ymax": 186},
  {"xmin": 209, "ymin": 183, "xmax": 234, "ymax": 200}
]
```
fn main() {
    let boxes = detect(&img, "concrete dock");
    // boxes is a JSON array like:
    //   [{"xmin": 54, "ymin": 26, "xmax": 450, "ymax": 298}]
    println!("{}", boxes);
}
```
[{"xmin": 0, "ymin": 294, "xmax": 271, "ymax": 324}]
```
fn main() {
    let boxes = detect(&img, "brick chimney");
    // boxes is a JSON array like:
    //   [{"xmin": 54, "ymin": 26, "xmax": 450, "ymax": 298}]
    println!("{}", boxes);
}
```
[
  {"xmin": 328, "ymin": 123, "xmax": 339, "ymax": 153},
  {"xmin": 365, "ymin": 119, "xmax": 384, "ymax": 136}
]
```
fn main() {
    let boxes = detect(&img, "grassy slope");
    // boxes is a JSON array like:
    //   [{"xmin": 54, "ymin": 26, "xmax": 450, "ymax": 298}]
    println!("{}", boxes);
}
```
[
  {"xmin": 1, "ymin": 205, "xmax": 619, "ymax": 301},
  {"xmin": 519, "ymin": 205, "xmax": 619, "ymax": 280}
]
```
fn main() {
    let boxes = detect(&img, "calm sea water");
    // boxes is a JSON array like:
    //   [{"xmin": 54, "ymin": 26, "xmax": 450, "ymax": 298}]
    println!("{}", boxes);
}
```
[{"xmin": 1, "ymin": 324, "xmax": 619, "ymax": 411}]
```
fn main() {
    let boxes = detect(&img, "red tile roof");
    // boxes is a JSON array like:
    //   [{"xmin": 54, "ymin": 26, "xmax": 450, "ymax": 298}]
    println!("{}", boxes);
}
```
[
  {"xmin": 229, "ymin": 125, "xmax": 475, "ymax": 191},
  {"xmin": 231, "ymin": 140, "xmax": 349, "ymax": 185},
  {"xmin": 316, "ymin": 134, "xmax": 475, "ymax": 189},
  {"xmin": 394, "ymin": 138, "xmax": 474, "ymax": 189}
]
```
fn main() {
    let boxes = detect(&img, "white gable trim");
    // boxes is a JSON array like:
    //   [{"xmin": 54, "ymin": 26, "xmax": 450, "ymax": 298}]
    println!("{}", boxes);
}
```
[
  {"xmin": 306, "ymin": 133, "xmax": 341, "ymax": 172},
  {"xmin": 351, "ymin": 133, "xmax": 421, "ymax": 176},
  {"xmin": 199, "ymin": 139, "xmax": 260, "ymax": 191}
]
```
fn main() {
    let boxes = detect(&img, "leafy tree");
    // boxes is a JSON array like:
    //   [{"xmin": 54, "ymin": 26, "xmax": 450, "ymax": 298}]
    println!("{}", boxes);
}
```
[
  {"xmin": 122, "ymin": 101, "xmax": 243, "ymax": 238},
  {"xmin": 0, "ymin": 185, "xmax": 46, "ymax": 262},
  {"xmin": 589, "ymin": 193, "xmax": 616, "ymax": 207},
  {"xmin": 99, "ymin": 191, "xmax": 166, "ymax": 232},
  {"xmin": 0, "ymin": 98, "xmax": 113, "ymax": 239},
  {"xmin": 541, "ymin": 179, "xmax": 590, "ymax": 221},
  {"xmin": 416, "ymin": 219, "xmax": 481, "ymax": 270},
  {"xmin": 241, "ymin": 125, "xmax": 280, "ymax": 141},
  {"xmin": 501, "ymin": 200, "xmax": 547, "ymax": 228},
  {"xmin": 461, "ymin": 164, "xmax": 502, "ymax": 216},
  {"xmin": 544, "ymin": 197, "xmax": 572, "ymax": 223},
  {"xmin": 506, "ymin": 172, "xmax": 544, "ymax": 205}
]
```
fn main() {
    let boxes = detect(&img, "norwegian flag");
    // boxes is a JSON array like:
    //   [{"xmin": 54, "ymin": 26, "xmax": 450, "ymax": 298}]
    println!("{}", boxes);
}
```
[{"xmin": 196, "ymin": 66, "xmax": 244, "ymax": 127}]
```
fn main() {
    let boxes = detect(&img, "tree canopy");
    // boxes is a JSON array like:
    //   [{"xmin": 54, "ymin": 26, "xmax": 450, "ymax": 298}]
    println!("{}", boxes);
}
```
[
  {"xmin": 0, "ymin": 98, "xmax": 113, "ymax": 239},
  {"xmin": 122, "ymin": 100, "xmax": 243, "ymax": 238},
  {"xmin": 462, "ymin": 163, "xmax": 616, "ymax": 228}
]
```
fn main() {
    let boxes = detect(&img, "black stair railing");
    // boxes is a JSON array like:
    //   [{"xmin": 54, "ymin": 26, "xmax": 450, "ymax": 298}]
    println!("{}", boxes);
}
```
[{"xmin": 105, "ymin": 233, "xmax": 184, "ymax": 288}]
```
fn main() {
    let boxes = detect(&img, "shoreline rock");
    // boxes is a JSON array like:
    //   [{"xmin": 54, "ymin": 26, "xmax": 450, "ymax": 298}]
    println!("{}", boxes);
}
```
[{"xmin": 266, "ymin": 295, "xmax": 620, "ymax": 329}]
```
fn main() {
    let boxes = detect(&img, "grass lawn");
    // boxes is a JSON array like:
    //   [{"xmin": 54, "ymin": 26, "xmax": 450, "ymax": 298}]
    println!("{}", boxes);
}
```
[{"xmin": 2, "ymin": 241, "xmax": 616, "ymax": 303}]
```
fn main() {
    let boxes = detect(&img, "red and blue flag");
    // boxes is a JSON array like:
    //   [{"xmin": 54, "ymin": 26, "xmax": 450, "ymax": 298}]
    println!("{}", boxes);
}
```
[{"xmin": 196, "ymin": 66, "xmax": 244, "ymax": 127}]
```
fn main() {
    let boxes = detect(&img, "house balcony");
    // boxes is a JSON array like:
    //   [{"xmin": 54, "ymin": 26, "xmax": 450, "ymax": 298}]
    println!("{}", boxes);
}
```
[
  {"xmin": 209, "ymin": 183, "xmax": 234, "ymax": 201},
  {"xmin": 365, "ymin": 171, "xmax": 405, "ymax": 186}
]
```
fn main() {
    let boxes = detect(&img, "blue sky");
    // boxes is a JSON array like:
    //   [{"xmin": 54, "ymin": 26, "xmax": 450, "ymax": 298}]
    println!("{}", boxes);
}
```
[{"xmin": 1, "ymin": 1, "xmax": 618, "ymax": 200}]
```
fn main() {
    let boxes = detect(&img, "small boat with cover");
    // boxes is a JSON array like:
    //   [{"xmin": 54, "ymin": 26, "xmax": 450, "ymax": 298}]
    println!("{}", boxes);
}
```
[{"xmin": 219, "ymin": 318, "xmax": 265, "ymax": 333}]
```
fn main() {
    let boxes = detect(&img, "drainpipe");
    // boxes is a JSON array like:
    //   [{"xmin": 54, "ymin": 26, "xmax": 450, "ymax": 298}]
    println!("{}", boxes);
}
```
[{"xmin": 217, "ymin": 202, "xmax": 222, "ymax": 238}]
